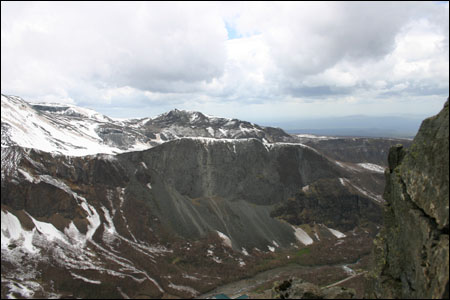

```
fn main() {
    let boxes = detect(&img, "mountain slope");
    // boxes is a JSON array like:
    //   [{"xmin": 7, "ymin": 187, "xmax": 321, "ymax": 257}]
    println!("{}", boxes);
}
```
[{"xmin": 1, "ymin": 94, "xmax": 152, "ymax": 155}]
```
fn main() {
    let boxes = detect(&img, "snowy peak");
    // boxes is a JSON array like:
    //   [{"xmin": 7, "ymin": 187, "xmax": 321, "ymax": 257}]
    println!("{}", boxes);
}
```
[
  {"xmin": 146, "ymin": 108, "xmax": 292, "ymax": 142},
  {"xmin": 1, "ymin": 94, "xmax": 294, "ymax": 156},
  {"xmin": 1, "ymin": 94, "xmax": 153, "ymax": 156},
  {"xmin": 151, "ymin": 109, "xmax": 211, "ymax": 126}
]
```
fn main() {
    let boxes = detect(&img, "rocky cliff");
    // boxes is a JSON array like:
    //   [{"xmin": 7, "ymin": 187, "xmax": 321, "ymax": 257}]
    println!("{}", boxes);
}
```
[{"xmin": 369, "ymin": 99, "xmax": 449, "ymax": 298}]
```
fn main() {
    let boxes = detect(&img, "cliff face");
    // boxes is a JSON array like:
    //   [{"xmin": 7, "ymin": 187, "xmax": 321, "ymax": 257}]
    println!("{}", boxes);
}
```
[{"xmin": 370, "ymin": 99, "xmax": 449, "ymax": 299}]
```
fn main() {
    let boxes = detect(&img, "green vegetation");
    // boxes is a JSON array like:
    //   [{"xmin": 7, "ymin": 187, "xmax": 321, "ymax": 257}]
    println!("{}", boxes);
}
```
[{"xmin": 296, "ymin": 247, "xmax": 311, "ymax": 256}]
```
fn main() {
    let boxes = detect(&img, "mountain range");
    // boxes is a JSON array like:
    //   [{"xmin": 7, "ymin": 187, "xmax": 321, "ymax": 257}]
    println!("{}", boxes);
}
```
[{"xmin": 1, "ymin": 94, "xmax": 413, "ymax": 298}]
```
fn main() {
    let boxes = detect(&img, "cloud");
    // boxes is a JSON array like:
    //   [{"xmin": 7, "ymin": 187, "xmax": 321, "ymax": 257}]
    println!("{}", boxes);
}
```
[
  {"xmin": 1, "ymin": 2, "xmax": 448, "ymax": 122},
  {"xmin": 1, "ymin": 2, "xmax": 228, "ymax": 96}
]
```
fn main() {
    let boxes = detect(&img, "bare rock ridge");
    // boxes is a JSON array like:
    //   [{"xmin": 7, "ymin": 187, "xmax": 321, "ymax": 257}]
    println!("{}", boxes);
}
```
[{"xmin": 369, "ymin": 98, "xmax": 449, "ymax": 298}]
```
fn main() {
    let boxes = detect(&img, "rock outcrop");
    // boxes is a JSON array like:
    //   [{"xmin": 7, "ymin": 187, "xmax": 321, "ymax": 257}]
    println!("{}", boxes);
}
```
[
  {"xmin": 369, "ymin": 99, "xmax": 449, "ymax": 298},
  {"xmin": 270, "ymin": 177, "xmax": 382, "ymax": 232},
  {"xmin": 272, "ymin": 278, "xmax": 356, "ymax": 299}
]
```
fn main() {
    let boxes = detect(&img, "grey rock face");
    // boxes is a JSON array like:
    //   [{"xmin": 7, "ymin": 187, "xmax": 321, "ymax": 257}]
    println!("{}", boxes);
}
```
[
  {"xmin": 270, "ymin": 177, "xmax": 382, "ymax": 232},
  {"xmin": 1, "ymin": 138, "xmax": 344, "ymax": 252},
  {"xmin": 120, "ymin": 138, "xmax": 346, "ymax": 249},
  {"xmin": 369, "ymin": 99, "xmax": 449, "ymax": 299}
]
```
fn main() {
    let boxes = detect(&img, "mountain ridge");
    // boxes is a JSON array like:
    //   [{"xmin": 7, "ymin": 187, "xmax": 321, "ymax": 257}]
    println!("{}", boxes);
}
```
[{"xmin": 1, "ymin": 94, "xmax": 294, "ymax": 156}]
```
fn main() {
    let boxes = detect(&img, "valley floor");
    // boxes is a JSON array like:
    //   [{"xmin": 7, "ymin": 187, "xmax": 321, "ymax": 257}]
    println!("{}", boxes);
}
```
[{"xmin": 197, "ymin": 254, "xmax": 371, "ymax": 299}]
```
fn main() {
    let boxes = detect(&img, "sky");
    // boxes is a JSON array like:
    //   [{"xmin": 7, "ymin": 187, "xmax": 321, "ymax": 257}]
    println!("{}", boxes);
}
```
[{"xmin": 1, "ymin": 1, "xmax": 449, "ymax": 131}]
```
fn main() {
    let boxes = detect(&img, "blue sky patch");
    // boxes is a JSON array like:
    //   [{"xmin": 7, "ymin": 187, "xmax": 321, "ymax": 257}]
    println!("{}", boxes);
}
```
[{"xmin": 225, "ymin": 21, "xmax": 242, "ymax": 40}]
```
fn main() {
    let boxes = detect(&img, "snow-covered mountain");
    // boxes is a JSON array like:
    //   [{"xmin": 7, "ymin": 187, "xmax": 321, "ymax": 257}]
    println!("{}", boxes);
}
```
[
  {"xmin": 1, "ymin": 94, "xmax": 292, "ymax": 156},
  {"xmin": 1, "ymin": 94, "xmax": 152, "ymax": 156}
]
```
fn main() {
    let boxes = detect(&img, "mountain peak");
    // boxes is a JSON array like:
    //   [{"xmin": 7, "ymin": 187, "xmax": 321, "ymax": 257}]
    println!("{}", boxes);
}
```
[{"xmin": 1, "ymin": 94, "xmax": 294, "ymax": 156}]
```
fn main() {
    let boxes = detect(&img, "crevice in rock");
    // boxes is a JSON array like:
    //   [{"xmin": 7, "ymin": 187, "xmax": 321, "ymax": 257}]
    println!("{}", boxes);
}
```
[{"xmin": 398, "ymin": 175, "xmax": 448, "ymax": 238}]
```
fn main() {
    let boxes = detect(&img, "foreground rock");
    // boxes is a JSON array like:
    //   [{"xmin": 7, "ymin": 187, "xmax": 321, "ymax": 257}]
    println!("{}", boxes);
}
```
[
  {"xmin": 272, "ymin": 278, "xmax": 355, "ymax": 299},
  {"xmin": 368, "ymin": 99, "xmax": 449, "ymax": 298}
]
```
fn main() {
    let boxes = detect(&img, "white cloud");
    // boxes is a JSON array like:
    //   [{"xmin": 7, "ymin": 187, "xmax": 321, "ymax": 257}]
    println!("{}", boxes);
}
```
[
  {"xmin": 1, "ymin": 2, "xmax": 227, "ymax": 96},
  {"xmin": 1, "ymin": 1, "xmax": 448, "ymax": 122}
]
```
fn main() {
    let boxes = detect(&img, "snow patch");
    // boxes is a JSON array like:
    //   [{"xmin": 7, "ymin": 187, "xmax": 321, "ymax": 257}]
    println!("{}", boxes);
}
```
[
  {"xmin": 64, "ymin": 221, "xmax": 85, "ymax": 247},
  {"xmin": 168, "ymin": 283, "xmax": 199, "ymax": 296},
  {"xmin": 182, "ymin": 274, "xmax": 200, "ymax": 281},
  {"xmin": 335, "ymin": 161, "xmax": 353, "ymax": 171},
  {"xmin": 190, "ymin": 112, "xmax": 200, "ymax": 123},
  {"xmin": 238, "ymin": 258, "xmax": 246, "ymax": 267},
  {"xmin": 327, "ymin": 227, "xmax": 346, "ymax": 239},
  {"xmin": 70, "ymin": 272, "xmax": 101, "ymax": 284},
  {"xmin": 206, "ymin": 127, "xmax": 215, "ymax": 136},
  {"xmin": 5, "ymin": 280, "xmax": 43, "ymax": 298},
  {"xmin": 101, "ymin": 206, "xmax": 117, "ymax": 235},
  {"xmin": 267, "ymin": 245, "xmax": 275, "ymax": 252},
  {"xmin": 1, "ymin": 210, "xmax": 37, "ymax": 253},
  {"xmin": 117, "ymin": 287, "xmax": 130, "ymax": 299},
  {"xmin": 342, "ymin": 265, "xmax": 356, "ymax": 276},
  {"xmin": 292, "ymin": 226, "xmax": 314, "ymax": 245},
  {"xmin": 216, "ymin": 230, "xmax": 232, "ymax": 248},
  {"xmin": 29, "ymin": 215, "xmax": 67, "ymax": 242},
  {"xmin": 212, "ymin": 256, "xmax": 223, "ymax": 264},
  {"xmin": 314, "ymin": 232, "xmax": 320, "ymax": 241},
  {"xmin": 17, "ymin": 168, "xmax": 36, "ymax": 182},
  {"xmin": 218, "ymin": 128, "xmax": 228, "ymax": 137},
  {"xmin": 79, "ymin": 198, "xmax": 101, "ymax": 241},
  {"xmin": 357, "ymin": 163, "xmax": 385, "ymax": 173},
  {"xmin": 349, "ymin": 183, "xmax": 384, "ymax": 203}
]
